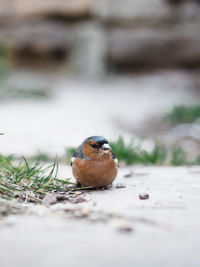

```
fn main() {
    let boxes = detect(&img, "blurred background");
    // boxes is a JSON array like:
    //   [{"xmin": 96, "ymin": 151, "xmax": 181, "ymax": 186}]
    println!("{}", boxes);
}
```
[{"xmin": 1, "ymin": 0, "xmax": 200, "ymax": 161}]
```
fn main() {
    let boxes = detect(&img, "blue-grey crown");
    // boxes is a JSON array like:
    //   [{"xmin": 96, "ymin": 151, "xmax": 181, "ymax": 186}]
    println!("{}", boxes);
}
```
[{"xmin": 84, "ymin": 136, "xmax": 108, "ymax": 145}]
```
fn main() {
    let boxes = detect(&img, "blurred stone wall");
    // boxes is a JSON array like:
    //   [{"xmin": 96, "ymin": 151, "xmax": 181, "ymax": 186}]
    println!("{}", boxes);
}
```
[{"xmin": 0, "ymin": 0, "xmax": 200, "ymax": 76}]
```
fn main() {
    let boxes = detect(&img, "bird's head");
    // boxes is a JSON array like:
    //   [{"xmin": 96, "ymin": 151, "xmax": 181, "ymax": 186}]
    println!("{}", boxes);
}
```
[{"xmin": 81, "ymin": 136, "xmax": 112, "ymax": 158}]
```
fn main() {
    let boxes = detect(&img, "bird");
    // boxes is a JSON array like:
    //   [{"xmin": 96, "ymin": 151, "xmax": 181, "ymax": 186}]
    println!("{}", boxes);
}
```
[{"xmin": 71, "ymin": 136, "xmax": 118, "ymax": 188}]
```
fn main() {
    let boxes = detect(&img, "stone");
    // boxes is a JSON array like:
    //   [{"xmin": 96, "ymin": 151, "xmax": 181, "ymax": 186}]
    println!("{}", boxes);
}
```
[
  {"xmin": 139, "ymin": 193, "xmax": 150, "ymax": 200},
  {"xmin": 93, "ymin": 0, "xmax": 171, "ymax": 22},
  {"xmin": 93, "ymin": 0, "xmax": 200, "ymax": 23},
  {"xmin": 0, "ymin": 19, "xmax": 72, "ymax": 64},
  {"xmin": 115, "ymin": 183, "xmax": 126, "ymax": 189},
  {"xmin": 107, "ymin": 23, "xmax": 200, "ymax": 70},
  {"xmin": 42, "ymin": 194, "xmax": 57, "ymax": 206},
  {"xmin": 0, "ymin": 0, "xmax": 93, "ymax": 18},
  {"xmin": 110, "ymin": 218, "xmax": 133, "ymax": 233}
]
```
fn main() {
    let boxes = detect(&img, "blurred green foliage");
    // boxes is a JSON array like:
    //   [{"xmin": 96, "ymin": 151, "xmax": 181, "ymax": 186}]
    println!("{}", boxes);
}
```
[
  {"xmin": 65, "ymin": 136, "xmax": 195, "ymax": 166},
  {"xmin": 30, "ymin": 152, "xmax": 53, "ymax": 162},
  {"xmin": 65, "ymin": 147, "xmax": 76, "ymax": 164},
  {"xmin": 170, "ymin": 146, "xmax": 186, "ymax": 166},
  {"xmin": 165, "ymin": 104, "xmax": 200, "ymax": 124},
  {"xmin": 110, "ymin": 136, "xmax": 141, "ymax": 165},
  {"xmin": 110, "ymin": 136, "xmax": 168, "ymax": 165},
  {"xmin": 6, "ymin": 88, "xmax": 49, "ymax": 99},
  {"xmin": 192, "ymin": 154, "xmax": 200, "ymax": 166},
  {"xmin": 0, "ymin": 45, "xmax": 49, "ymax": 100},
  {"xmin": 140, "ymin": 145, "xmax": 167, "ymax": 165},
  {"xmin": 0, "ymin": 45, "xmax": 10, "ymax": 78}
]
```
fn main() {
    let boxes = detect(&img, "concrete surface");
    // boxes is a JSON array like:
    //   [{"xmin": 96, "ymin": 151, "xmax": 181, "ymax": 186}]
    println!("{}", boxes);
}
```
[
  {"xmin": 0, "ymin": 71, "xmax": 198, "ymax": 156},
  {"xmin": 0, "ymin": 165, "xmax": 200, "ymax": 267}
]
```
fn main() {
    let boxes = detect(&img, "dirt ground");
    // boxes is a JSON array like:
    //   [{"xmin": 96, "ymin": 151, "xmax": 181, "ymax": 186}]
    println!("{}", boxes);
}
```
[
  {"xmin": 0, "ymin": 165, "xmax": 200, "ymax": 267},
  {"xmin": 1, "ymin": 71, "xmax": 200, "ymax": 267}
]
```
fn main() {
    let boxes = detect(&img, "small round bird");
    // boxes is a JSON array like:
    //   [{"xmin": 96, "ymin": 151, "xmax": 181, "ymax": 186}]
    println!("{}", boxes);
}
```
[{"xmin": 71, "ymin": 136, "xmax": 118, "ymax": 188}]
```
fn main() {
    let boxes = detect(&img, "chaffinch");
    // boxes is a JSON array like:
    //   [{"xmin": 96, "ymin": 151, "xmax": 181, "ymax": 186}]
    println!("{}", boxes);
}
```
[{"xmin": 71, "ymin": 136, "xmax": 118, "ymax": 188}]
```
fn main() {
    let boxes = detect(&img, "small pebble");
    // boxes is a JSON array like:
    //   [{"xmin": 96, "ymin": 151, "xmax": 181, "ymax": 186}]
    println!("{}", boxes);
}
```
[
  {"xmin": 56, "ymin": 194, "xmax": 69, "ymax": 202},
  {"xmin": 139, "ymin": 193, "xmax": 149, "ymax": 200},
  {"xmin": 124, "ymin": 172, "xmax": 133, "ymax": 178},
  {"xmin": 81, "ymin": 207, "xmax": 91, "ymax": 217},
  {"xmin": 42, "ymin": 194, "xmax": 57, "ymax": 206},
  {"xmin": 110, "ymin": 219, "xmax": 133, "ymax": 233},
  {"xmin": 115, "ymin": 183, "xmax": 126, "ymax": 189},
  {"xmin": 118, "ymin": 225, "xmax": 133, "ymax": 233},
  {"xmin": 69, "ymin": 196, "xmax": 86, "ymax": 204}
]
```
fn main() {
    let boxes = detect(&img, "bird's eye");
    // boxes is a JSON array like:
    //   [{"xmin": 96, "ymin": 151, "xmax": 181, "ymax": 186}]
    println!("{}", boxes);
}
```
[{"xmin": 90, "ymin": 143, "xmax": 99, "ymax": 149}]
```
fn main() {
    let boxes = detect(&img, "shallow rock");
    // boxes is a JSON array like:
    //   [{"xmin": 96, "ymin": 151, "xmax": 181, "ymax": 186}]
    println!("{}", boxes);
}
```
[
  {"xmin": 115, "ymin": 183, "xmax": 126, "ymax": 189},
  {"xmin": 0, "ymin": 201, "xmax": 26, "ymax": 219},
  {"xmin": 94, "ymin": 0, "xmax": 200, "ymax": 23},
  {"xmin": 42, "ymin": 194, "xmax": 57, "ymax": 206},
  {"xmin": 124, "ymin": 172, "xmax": 133, "ymax": 178},
  {"xmin": 93, "ymin": 0, "xmax": 171, "ymax": 22},
  {"xmin": 107, "ymin": 24, "xmax": 200, "ymax": 70},
  {"xmin": 69, "ymin": 196, "xmax": 87, "ymax": 204},
  {"xmin": 139, "ymin": 193, "xmax": 150, "ymax": 200},
  {"xmin": 0, "ymin": 19, "xmax": 72, "ymax": 64},
  {"xmin": 109, "ymin": 218, "xmax": 133, "ymax": 233},
  {"xmin": 0, "ymin": 0, "xmax": 92, "ymax": 18}
]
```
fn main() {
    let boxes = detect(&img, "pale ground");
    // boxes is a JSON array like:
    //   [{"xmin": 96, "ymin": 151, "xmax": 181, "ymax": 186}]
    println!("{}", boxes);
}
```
[
  {"xmin": 0, "ymin": 70, "xmax": 198, "ymax": 156},
  {"xmin": 1, "ymin": 165, "xmax": 200, "ymax": 267},
  {"xmin": 0, "ymin": 71, "xmax": 200, "ymax": 267}
]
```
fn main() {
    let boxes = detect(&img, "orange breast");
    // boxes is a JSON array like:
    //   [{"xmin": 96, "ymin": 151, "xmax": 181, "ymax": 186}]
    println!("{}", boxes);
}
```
[{"xmin": 72, "ymin": 155, "xmax": 118, "ymax": 188}]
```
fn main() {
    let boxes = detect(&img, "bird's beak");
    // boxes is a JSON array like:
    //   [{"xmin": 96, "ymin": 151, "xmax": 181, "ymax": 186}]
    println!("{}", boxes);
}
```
[{"xmin": 101, "ymin": 143, "xmax": 111, "ymax": 153}]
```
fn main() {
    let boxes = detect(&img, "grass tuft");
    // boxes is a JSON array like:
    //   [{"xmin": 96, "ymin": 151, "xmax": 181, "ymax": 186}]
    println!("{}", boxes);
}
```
[
  {"xmin": 164, "ymin": 104, "xmax": 200, "ymax": 125},
  {"xmin": 140, "ymin": 144, "xmax": 167, "ymax": 165},
  {"xmin": 30, "ymin": 152, "xmax": 53, "ymax": 162},
  {"xmin": 64, "ymin": 136, "xmax": 198, "ymax": 166},
  {"xmin": 0, "ymin": 155, "xmax": 73, "ymax": 202},
  {"xmin": 110, "ymin": 136, "xmax": 141, "ymax": 165},
  {"xmin": 110, "ymin": 136, "xmax": 167, "ymax": 165},
  {"xmin": 170, "ymin": 146, "xmax": 186, "ymax": 166},
  {"xmin": 65, "ymin": 147, "xmax": 76, "ymax": 164},
  {"xmin": 192, "ymin": 155, "xmax": 200, "ymax": 165}
]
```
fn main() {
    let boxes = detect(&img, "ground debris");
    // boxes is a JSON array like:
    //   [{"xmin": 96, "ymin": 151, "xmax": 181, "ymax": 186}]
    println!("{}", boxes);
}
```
[
  {"xmin": 65, "ymin": 206, "xmax": 91, "ymax": 218},
  {"xmin": 14, "ymin": 191, "xmax": 42, "ymax": 204},
  {"xmin": 110, "ymin": 218, "xmax": 133, "ymax": 233},
  {"xmin": 42, "ymin": 194, "xmax": 57, "ymax": 206},
  {"xmin": 115, "ymin": 183, "xmax": 126, "ymax": 189},
  {"xmin": 124, "ymin": 172, "xmax": 133, "ymax": 178},
  {"xmin": 68, "ymin": 191, "xmax": 82, "ymax": 196},
  {"xmin": 139, "ymin": 193, "xmax": 150, "ymax": 200},
  {"xmin": 69, "ymin": 196, "xmax": 87, "ymax": 204},
  {"xmin": 62, "ymin": 207, "xmax": 136, "ymax": 233},
  {"xmin": 0, "ymin": 201, "xmax": 26, "ymax": 219},
  {"xmin": 55, "ymin": 193, "xmax": 69, "ymax": 202}
]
